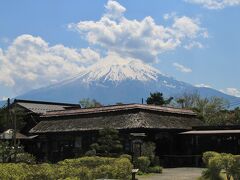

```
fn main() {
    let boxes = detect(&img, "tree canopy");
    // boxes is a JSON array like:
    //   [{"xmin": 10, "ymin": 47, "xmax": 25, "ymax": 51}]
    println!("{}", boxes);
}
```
[
  {"xmin": 89, "ymin": 128, "xmax": 123, "ymax": 156},
  {"xmin": 146, "ymin": 92, "xmax": 173, "ymax": 106},
  {"xmin": 174, "ymin": 92, "xmax": 240, "ymax": 125},
  {"xmin": 79, "ymin": 98, "xmax": 102, "ymax": 108}
]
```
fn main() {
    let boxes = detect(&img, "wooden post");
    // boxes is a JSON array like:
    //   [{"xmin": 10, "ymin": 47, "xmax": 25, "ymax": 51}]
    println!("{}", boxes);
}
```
[
  {"xmin": 195, "ymin": 135, "xmax": 199, "ymax": 167},
  {"xmin": 13, "ymin": 103, "xmax": 17, "ymax": 162}
]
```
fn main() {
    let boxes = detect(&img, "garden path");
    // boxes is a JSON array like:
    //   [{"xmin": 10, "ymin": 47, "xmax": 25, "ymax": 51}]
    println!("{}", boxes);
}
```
[{"xmin": 138, "ymin": 167, "xmax": 204, "ymax": 180}]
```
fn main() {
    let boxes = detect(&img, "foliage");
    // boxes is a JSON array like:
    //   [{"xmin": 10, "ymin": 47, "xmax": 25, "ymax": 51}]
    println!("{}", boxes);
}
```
[
  {"xmin": 120, "ymin": 154, "xmax": 132, "ymax": 161},
  {"xmin": 176, "ymin": 92, "xmax": 231, "ymax": 125},
  {"xmin": 85, "ymin": 149, "xmax": 96, "ymax": 156},
  {"xmin": 202, "ymin": 151, "xmax": 240, "ymax": 180},
  {"xmin": 0, "ymin": 141, "xmax": 23, "ymax": 163},
  {"xmin": 202, "ymin": 151, "xmax": 220, "ymax": 166},
  {"xmin": 0, "ymin": 156, "xmax": 133, "ymax": 180},
  {"xmin": 136, "ymin": 156, "xmax": 151, "ymax": 173},
  {"xmin": 141, "ymin": 141, "xmax": 156, "ymax": 163},
  {"xmin": 90, "ymin": 128, "xmax": 123, "ymax": 156},
  {"xmin": 16, "ymin": 152, "xmax": 36, "ymax": 164},
  {"xmin": 58, "ymin": 156, "xmax": 115, "ymax": 169},
  {"xmin": 79, "ymin": 98, "xmax": 102, "ymax": 108},
  {"xmin": 202, "ymin": 155, "xmax": 223, "ymax": 180},
  {"xmin": 146, "ymin": 92, "xmax": 173, "ymax": 106},
  {"xmin": 0, "ymin": 163, "xmax": 29, "ymax": 179},
  {"xmin": 148, "ymin": 166, "xmax": 163, "ymax": 173}
]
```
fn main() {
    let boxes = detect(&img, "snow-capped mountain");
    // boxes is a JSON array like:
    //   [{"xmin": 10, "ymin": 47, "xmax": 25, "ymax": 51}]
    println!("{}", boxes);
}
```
[{"xmin": 17, "ymin": 58, "xmax": 240, "ymax": 106}]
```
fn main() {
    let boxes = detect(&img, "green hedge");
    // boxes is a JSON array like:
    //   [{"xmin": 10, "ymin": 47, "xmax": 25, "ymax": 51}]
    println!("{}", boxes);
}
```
[
  {"xmin": 0, "ymin": 156, "xmax": 133, "ymax": 180},
  {"xmin": 202, "ymin": 151, "xmax": 240, "ymax": 180}
]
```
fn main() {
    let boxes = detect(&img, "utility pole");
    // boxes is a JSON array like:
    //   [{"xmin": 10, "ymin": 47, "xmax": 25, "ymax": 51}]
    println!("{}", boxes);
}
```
[
  {"xmin": 12, "ymin": 101, "xmax": 17, "ymax": 162},
  {"xmin": 9, "ymin": 99, "xmax": 17, "ymax": 162}
]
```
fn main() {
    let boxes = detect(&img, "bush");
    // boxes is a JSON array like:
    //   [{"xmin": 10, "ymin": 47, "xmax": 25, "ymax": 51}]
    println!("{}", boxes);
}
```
[
  {"xmin": 94, "ymin": 165, "xmax": 115, "ymax": 179},
  {"xmin": 57, "ymin": 165, "xmax": 93, "ymax": 180},
  {"xmin": 0, "ymin": 163, "xmax": 28, "ymax": 179},
  {"xmin": 0, "ymin": 156, "xmax": 133, "ymax": 180},
  {"xmin": 16, "ymin": 153, "xmax": 36, "ymax": 164},
  {"xmin": 148, "ymin": 166, "xmax": 163, "ymax": 173},
  {"xmin": 202, "ymin": 155, "xmax": 223, "ymax": 180},
  {"xmin": 120, "ymin": 154, "xmax": 132, "ymax": 161},
  {"xmin": 113, "ymin": 157, "xmax": 133, "ymax": 179},
  {"xmin": 142, "ymin": 142, "xmax": 156, "ymax": 163},
  {"xmin": 58, "ymin": 156, "xmax": 115, "ymax": 169},
  {"xmin": 202, "ymin": 151, "xmax": 220, "ymax": 166},
  {"xmin": 136, "ymin": 156, "xmax": 151, "ymax": 173},
  {"xmin": 201, "ymin": 152, "xmax": 240, "ymax": 180}
]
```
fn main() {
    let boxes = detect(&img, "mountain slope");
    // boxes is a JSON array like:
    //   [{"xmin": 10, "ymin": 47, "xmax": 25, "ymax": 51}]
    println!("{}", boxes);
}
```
[{"xmin": 18, "ymin": 58, "xmax": 240, "ymax": 106}]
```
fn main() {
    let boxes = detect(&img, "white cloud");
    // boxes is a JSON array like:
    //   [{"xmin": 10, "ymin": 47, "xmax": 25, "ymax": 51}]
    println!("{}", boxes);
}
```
[
  {"xmin": 163, "ymin": 12, "xmax": 177, "ymax": 20},
  {"xmin": 0, "ymin": 34, "xmax": 100, "ymax": 94},
  {"xmin": 195, "ymin": 83, "xmax": 212, "ymax": 88},
  {"xmin": 185, "ymin": 0, "xmax": 240, "ymax": 9},
  {"xmin": 69, "ymin": 0, "xmax": 207, "ymax": 63},
  {"xmin": 221, "ymin": 88, "xmax": 240, "ymax": 97},
  {"xmin": 173, "ymin": 62, "xmax": 192, "ymax": 73},
  {"xmin": 184, "ymin": 41, "xmax": 203, "ymax": 49}
]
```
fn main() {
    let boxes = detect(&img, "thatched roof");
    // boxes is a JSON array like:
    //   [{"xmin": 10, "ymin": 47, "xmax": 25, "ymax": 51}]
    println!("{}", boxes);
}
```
[
  {"xmin": 14, "ymin": 99, "xmax": 80, "ymax": 114},
  {"xmin": 30, "ymin": 104, "xmax": 203, "ymax": 133},
  {"xmin": 42, "ymin": 103, "xmax": 196, "ymax": 117}
]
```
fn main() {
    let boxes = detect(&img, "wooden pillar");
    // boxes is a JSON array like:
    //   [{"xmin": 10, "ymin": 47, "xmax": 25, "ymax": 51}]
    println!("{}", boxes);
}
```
[{"xmin": 195, "ymin": 135, "xmax": 199, "ymax": 167}]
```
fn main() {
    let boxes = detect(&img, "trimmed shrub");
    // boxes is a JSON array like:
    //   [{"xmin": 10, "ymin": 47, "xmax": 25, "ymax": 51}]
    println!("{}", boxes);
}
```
[
  {"xmin": 94, "ymin": 165, "xmax": 115, "ymax": 179},
  {"xmin": 202, "ymin": 155, "xmax": 223, "ymax": 180},
  {"xmin": 120, "ymin": 154, "xmax": 132, "ymax": 161},
  {"xmin": 0, "ymin": 163, "xmax": 28, "ymax": 179},
  {"xmin": 136, "ymin": 156, "xmax": 151, "ymax": 173},
  {"xmin": 58, "ymin": 156, "xmax": 115, "ymax": 169},
  {"xmin": 16, "ymin": 152, "xmax": 36, "ymax": 164},
  {"xmin": 232, "ymin": 155, "xmax": 240, "ymax": 180},
  {"xmin": 26, "ymin": 163, "xmax": 57, "ymax": 180},
  {"xmin": 113, "ymin": 157, "xmax": 133, "ymax": 179},
  {"xmin": 0, "ymin": 156, "xmax": 133, "ymax": 180},
  {"xmin": 57, "ymin": 165, "xmax": 93, "ymax": 180},
  {"xmin": 148, "ymin": 166, "xmax": 163, "ymax": 173},
  {"xmin": 202, "ymin": 151, "xmax": 220, "ymax": 166}
]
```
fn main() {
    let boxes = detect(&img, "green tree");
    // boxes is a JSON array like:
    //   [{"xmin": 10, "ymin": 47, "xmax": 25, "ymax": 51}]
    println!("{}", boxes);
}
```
[
  {"xmin": 176, "ymin": 92, "xmax": 229, "ymax": 125},
  {"xmin": 79, "ymin": 98, "xmax": 102, "ymax": 108},
  {"xmin": 90, "ymin": 128, "xmax": 123, "ymax": 156},
  {"xmin": 146, "ymin": 92, "xmax": 173, "ymax": 106}
]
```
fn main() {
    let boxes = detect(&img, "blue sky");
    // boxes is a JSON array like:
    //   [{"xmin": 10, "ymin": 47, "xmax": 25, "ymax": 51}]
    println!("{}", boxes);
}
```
[{"xmin": 0, "ymin": 0, "xmax": 240, "ymax": 99}]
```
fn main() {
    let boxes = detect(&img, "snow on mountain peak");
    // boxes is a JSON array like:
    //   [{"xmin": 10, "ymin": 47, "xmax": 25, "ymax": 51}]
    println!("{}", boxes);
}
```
[{"xmin": 69, "ymin": 54, "xmax": 162, "ymax": 83}]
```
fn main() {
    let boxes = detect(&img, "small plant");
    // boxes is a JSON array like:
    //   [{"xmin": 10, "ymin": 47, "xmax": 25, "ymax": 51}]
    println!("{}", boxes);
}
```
[
  {"xmin": 148, "ymin": 166, "xmax": 163, "ymax": 173},
  {"xmin": 135, "ymin": 156, "xmax": 151, "ymax": 173}
]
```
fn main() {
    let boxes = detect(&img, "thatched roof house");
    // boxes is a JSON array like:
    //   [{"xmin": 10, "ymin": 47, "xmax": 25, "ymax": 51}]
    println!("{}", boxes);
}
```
[
  {"xmin": 13, "ymin": 99, "xmax": 80, "ymax": 115},
  {"xmin": 30, "ymin": 104, "xmax": 203, "ymax": 133}
]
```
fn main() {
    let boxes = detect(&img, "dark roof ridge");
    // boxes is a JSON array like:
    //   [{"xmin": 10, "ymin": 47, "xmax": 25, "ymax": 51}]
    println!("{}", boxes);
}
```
[
  {"xmin": 14, "ymin": 99, "xmax": 80, "ymax": 107},
  {"xmin": 42, "ymin": 103, "xmax": 196, "ymax": 117}
]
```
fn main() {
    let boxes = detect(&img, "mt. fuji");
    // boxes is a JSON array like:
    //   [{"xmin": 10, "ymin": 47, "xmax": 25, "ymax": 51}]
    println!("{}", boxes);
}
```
[{"xmin": 17, "ymin": 55, "xmax": 240, "ymax": 106}]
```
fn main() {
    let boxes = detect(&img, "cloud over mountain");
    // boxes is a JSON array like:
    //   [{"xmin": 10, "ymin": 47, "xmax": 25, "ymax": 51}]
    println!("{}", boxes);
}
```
[
  {"xmin": 173, "ymin": 62, "xmax": 192, "ymax": 73},
  {"xmin": 0, "ymin": 0, "xmax": 208, "ymax": 96},
  {"xmin": 0, "ymin": 34, "xmax": 100, "ymax": 94}
]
